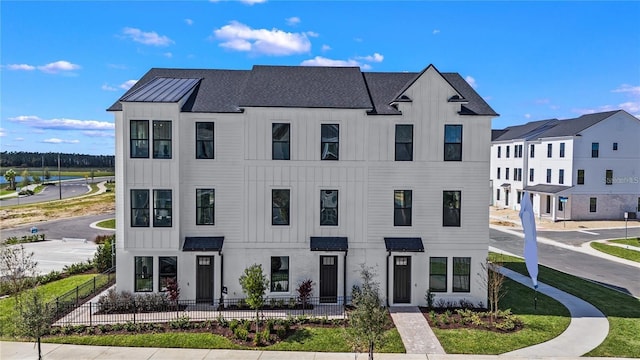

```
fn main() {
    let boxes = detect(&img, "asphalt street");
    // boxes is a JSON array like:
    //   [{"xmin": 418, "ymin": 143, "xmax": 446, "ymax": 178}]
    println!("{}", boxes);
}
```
[
  {"xmin": 0, "ymin": 177, "xmax": 114, "ymax": 207},
  {"xmin": 0, "ymin": 213, "xmax": 115, "ymax": 241}
]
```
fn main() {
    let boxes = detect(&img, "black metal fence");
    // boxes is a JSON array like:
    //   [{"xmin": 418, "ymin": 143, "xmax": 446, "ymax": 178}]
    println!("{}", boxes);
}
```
[
  {"xmin": 53, "ymin": 296, "xmax": 351, "ymax": 327},
  {"xmin": 50, "ymin": 267, "xmax": 116, "ymax": 322}
]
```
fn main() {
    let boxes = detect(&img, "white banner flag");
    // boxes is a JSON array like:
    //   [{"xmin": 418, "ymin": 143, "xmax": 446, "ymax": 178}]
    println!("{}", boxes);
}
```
[{"xmin": 519, "ymin": 191, "xmax": 538, "ymax": 288}]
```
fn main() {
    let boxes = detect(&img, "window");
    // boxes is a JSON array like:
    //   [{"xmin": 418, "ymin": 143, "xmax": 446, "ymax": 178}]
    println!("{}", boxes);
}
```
[
  {"xmin": 529, "ymin": 168, "xmax": 534, "ymax": 182},
  {"xmin": 590, "ymin": 197, "xmax": 597, "ymax": 212},
  {"xmin": 517, "ymin": 191, "xmax": 522, "ymax": 204},
  {"xmin": 196, "ymin": 122, "xmax": 214, "ymax": 159},
  {"xmin": 130, "ymin": 120, "xmax": 149, "ymax": 158},
  {"xmin": 559, "ymin": 142, "xmax": 565, "ymax": 158},
  {"xmin": 559, "ymin": 169, "xmax": 565, "ymax": 184},
  {"xmin": 272, "ymin": 189, "xmax": 290, "ymax": 225},
  {"xmin": 613, "ymin": 142, "xmax": 618, "ymax": 151},
  {"xmin": 558, "ymin": 198, "xmax": 564, "ymax": 211},
  {"xmin": 547, "ymin": 143, "xmax": 552, "ymax": 158},
  {"xmin": 516, "ymin": 168, "xmax": 522, "ymax": 182},
  {"xmin": 496, "ymin": 189, "xmax": 500, "ymax": 201},
  {"xmin": 497, "ymin": 146, "xmax": 501, "ymax": 158},
  {"xmin": 153, "ymin": 120, "xmax": 172, "ymax": 159},
  {"xmin": 506, "ymin": 146, "xmax": 510, "ymax": 158},
  {"xmin": 497, "ymin": 167, "xmax": 501, "ymax": 179},
  {"xmin": 443, "ymin": 191, "xmax": 461, "ymax": 227},
  {"xmin": 320, "ymin": 190, "xmax": 338, "ymax": 226},
  {"xmin": 546, "ymin": 169, "xmax": 552, "ymax": 183},
  {"xmin": 637, "ymin": 197, "xmax": 640, "ymax": 212},
  {"xmin": 134, "ymin": 256, "xmax": 153, "ymax": 292},
  {"xmin": 153, "ymin": 190, "xmax": 172, "ymax": 227},
  {"xmin": 196, "ymin": 189, "xmax": 215, "ymax": 225},
  {"xmin": 395, "ymin": 124, "xmax": 413, "ymax": 161},
  {"xmin": 272, "ymin": 123, "xmax": 290, "ymax": 160},
  {"xmin": 505, "ymin": 167, "xmax": 510, "ymax": 180},
  {"xmin": 321, "ymin": 124, "xmax": 339, "ymax": 160},
  {"xmin": 452, "ymin": 257, "xmax": 470, "ymax": 292},
  {"xmin": 131, "ymin": 189, "xmax": 150, "ymax": 227},
  {"xmin": 429, "ymin": 257, "xmax": 447, "ymax": 292},
  {"xmin": 444, "ymin": 125, "xmax": 463, "ymax": 161},
  {"xmin": 159, "ymin": 256, "xmax": 177, "ymax": 292},
  {"xmin": 577, "ymin": 169, "xmax": 585, "ymax": 185},
  {"xmin": 592, "ymin": 142, "xmax": 599, "ymax": 158},
  {"xmin": 394, "ymin": 190, "xmax": 412, "ymax": 226},
  {"xmin": 516, "ymin": 145, "xmax": 523, "ymax": 158},
  {"xmin": 530, "ymin": 144, "xmax": 535, "ymax": 158},
  {"xmin": 270, "ymin": 256, "xmax": 289, "ymax": 292},
  {"xmin": 606, "ymin": 170, "xmax": 613, "ymax": 185}
]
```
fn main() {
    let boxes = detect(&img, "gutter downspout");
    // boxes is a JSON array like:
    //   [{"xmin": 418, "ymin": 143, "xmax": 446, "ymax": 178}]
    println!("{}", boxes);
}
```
[
  {"xmin": 386, "ymin": 250, "xmax": 391, "ymax": 307},
  {"xmin": 343, "ymin": 250, "xmax": 348, "ymax": 304},
  {"xmin": 218, "ymin": 249, "xmax": 224, "ymax": 308}
]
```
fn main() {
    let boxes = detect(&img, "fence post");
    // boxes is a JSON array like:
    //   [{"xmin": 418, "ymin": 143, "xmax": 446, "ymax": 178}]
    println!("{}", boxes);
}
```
[
  {"xmin": 89, "ymin": 302, "xmax": 92, "ymax": 327},
  {"xmin": 133, "ymin": 299, "xmax": 136, "ymax": 324},
  {"xmin": 76, "ymin": 286, "xmax": 79, "ymax": 306}
]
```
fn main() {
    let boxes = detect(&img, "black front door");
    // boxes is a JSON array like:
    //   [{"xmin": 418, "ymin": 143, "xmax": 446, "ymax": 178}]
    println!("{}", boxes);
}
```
[
  {"xmin": 393, "ymin": 256, "xmax": 411, "ymax": 304},
  {"xmin": 319, "ymin": 256, "xmax": 338, "ymax": 303},
  {"xmin": 196, "ymin": 256, "xmax": 214, "ymax": 303}
]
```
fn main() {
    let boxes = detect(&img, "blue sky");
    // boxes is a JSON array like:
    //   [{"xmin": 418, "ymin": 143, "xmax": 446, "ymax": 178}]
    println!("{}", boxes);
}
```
[{"xmin": 1, "ymin": 1, "xmax": 639, "ymax": 155}]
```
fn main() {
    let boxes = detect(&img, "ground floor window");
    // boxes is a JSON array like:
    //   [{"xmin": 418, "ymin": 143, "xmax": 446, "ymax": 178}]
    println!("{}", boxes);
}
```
[
  {"xmin": 135, "ymin": 256, "xmax": 153, "ymax": 292},
  {"xmin": 452, "ymin": 257, "xmax": 471, "ymax": 293},
  {"xmin": 590, "ymin": 197, "xmax": 597, "ymax": 212},
  {"xmin": 271, "ymin": 256, "xmax": 289, "ymax": 292},
  {"xmin": 429, "ymin": 257, "xmax": 447, "ymax": 292},
  {"xmin": 159, "ymin": 256, "xmax": 177, "ymax": 292}
]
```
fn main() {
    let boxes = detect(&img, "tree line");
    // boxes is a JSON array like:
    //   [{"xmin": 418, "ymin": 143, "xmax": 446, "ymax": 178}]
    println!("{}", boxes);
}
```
[{"xmin": 0, "ymin": 152, "xmax": 114, "ymax": 168}]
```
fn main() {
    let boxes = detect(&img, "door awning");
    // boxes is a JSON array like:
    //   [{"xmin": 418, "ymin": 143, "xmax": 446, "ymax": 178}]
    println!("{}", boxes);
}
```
[
  {"xmin": 310, "ymin": 237, "xmax": 348, "ymax": 251},
  {"xmin": 183, "ymin": 237, "xmax": 224, "ymax": 252},
  {"xmin": 384, "ymin": 237, "xmax": 424, "ymax": 252}
]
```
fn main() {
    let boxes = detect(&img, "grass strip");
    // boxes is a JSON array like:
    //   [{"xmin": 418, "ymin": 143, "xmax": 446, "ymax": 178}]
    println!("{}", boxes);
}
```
[
  {"xmin": 96, "ymin": 219, "xmax": 115, "ymax": 229},
  {"xmin": 591, "ymin": 242, "xmax": 640, "ymax": 262},
  {"xmin": 609, "ymin": 238, "xmax": 640, "ymax": 247}
]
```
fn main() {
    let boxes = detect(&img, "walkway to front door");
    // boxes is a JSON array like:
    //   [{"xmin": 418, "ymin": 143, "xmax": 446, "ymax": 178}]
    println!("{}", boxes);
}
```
[{"xmin": 389, "ymin": 306, "xmax": 445, "ymax": 354}]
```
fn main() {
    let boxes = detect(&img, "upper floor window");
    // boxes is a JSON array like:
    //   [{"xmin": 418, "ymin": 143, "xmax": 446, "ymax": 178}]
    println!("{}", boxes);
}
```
[
  {"xmin": 272, "ymin": 189, "xmax": 290, "ymax": 225},
  {"xmin": 497, "ymin": 167, "xmax": 501, "ymax": 179},
  {"xmin": 272, "ymin": 123, "xmax": 290, "ymax": 160},
  {"xmin": 394, "ymin": 190, "xmax": 412, "ymax": 226},
  {"xmin": 497, "ymin": 146, "xmax": 501, "ymax": 158},
  {"xmin": 506, "ymin": 146, "xmax": 510, "ymax": 158},
  {"xmin": 130, "ymin": 120, "xmax": 149, "ymax": 158},
  {"xmin": 529, "ymin": 168, "xmax": 534, "ymax": 182},
  {"xmin": 530, "ymin": 144, "xmax": 535, "ymax": 158},
  {"xmin": 320, "ymin": 190, "xmax": 338, "ymax": 226},
  {"xmin": 613, "ymin": 142, "xmax": 618, "ymax": 151},
  {"xmin": 196, "ymin": 122, "xmax": 214, "ymax": 159},
  {"xmin": 516, "ymin": 168, "xmax": 522, "ymax": 182},
  {"xmin": 444, "ymin": 125, "xmax": 463, "ymax": 161},
  {"xmin": 547, "ymin": 143, "xmax": 552, "ymax": 158},
  {"xmin": 131, "ymin": 189, "xmax": 150, "ymax": 227},
  {"xmin": 559, "ymin": 169, "xmax": 565, "ymax": 184},
  {"xmin": 505, "ymin": 167, "xmax": 510, "ymax": 180},
  {"xmin": 592, "ymin": 142, "xmax": 599, "ymax": 158},
  {"xmin": 196, "ymin": 189, "xmax": 215, "ymax": 225},
  {"xmin": 443, "ymin": 191, "xmax": 461, "ymax": 227},
  {"xmin": 516, "ymin": 145, "xmax": 523, "ymax": 158},
  {"xmin": 605, "ymin": 170, "xmax": 613, "ymax": 185},
  {"xmin": 546, "ymin": 169, "xmax": 552, "ymax": 183},
  {"xmin": 559, "ymin": 142, "xmax": 565, "ymax": 158},
  {"xmin": 577, "ymin": 169, "xmax": 585, "ymax": 185},
  {"xmin": 153, "ymin": 190, "xmax": 172, "ymax": 227},
  {"xmin": 321, "ymin": 124, "xmax": 339, "ymax": 160},
  {"xmin": 271, "ymin": 256, "xmax": 289, "ymax": 292},
  {"xmin": 153, "ymin": 121, "xmax": 172, "ymax": 159},
  {"xmin": 395, "ymin": 124, "xmax": 413, "ymax": 161}
]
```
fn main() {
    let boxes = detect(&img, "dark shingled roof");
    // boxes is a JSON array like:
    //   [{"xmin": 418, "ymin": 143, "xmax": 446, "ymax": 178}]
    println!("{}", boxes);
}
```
[
  {"xmin": 182, "ymin": 237, "xmax": 224, "ymax": 252},
  {"xmin": 310, "ymin": 237, "xmax": 348, "ymax": 251},
  {"xmin": 535, "ymin": 111, "xmax": 622, "ymax": 138},
  {"xmin": 384, "ymin": 237, "xmax": 424, "ymax": 252},
  {"xmin": 493, "ymin": 119, "xmax": 558, "ymax": 142},
  {"xmin": 524, "ymin": 184, "xmax": 572, "ymax": 194},
  {"xmin": 108, "ymin": 65, "xmax": 498, "ymax": 117}
]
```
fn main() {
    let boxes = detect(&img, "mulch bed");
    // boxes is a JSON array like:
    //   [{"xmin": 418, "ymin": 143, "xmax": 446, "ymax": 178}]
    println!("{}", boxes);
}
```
[{"xmin": 420, "ymin": 307, "xmax": 524, "ymax": 333}]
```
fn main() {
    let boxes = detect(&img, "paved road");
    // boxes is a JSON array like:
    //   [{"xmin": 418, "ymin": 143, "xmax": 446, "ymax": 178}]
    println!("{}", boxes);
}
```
[
  {"xmin": 0, "ymin": 177, "xmax": 114, "ymax": 207},
  {"xmin": 1, "ymin": 213, "xmax": 115, "ymax": 241},
  {"xmin": 490, "ymin": 227, "xmax": 640, "ymax": 298}
]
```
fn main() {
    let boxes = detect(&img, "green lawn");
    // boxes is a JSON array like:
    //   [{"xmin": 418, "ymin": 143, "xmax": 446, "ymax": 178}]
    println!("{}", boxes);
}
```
[
  {"xmin": 609, "ymin": 238, "xmax": 640, "ymax": 247},
  {"xmin": 96, "ymin": 219, "xmax": 115, "ymax": 229},
  {"xmin": 591, "ymin": 242, "xmax": 640, "ymax": 262}
]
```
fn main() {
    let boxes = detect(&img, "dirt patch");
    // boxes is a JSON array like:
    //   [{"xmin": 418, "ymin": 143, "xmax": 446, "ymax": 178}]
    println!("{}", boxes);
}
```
[{"xmin": 490, "ymin": 220, "xmax": 517, "ymax": 227}]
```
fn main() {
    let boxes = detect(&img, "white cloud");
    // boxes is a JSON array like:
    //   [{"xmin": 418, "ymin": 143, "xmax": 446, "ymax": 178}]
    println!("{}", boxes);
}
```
[
  {"xmin": 0, "ymin": 128, "xmax": 5, "ymax": 137},
  {"xmin": 15, "ymin": 137, "xmax": 24, "ymax": 141},
  {"xmin": 42, "ymin": 138, "xmax": 80, "ymax": 144},
  {"xmin": 122, "ymin": 27, "xmax": 174, "ymax": 46},
  {"xmin": 185, "ymin": 18, "xmax": 194, "ymax": 26},
  {"xmin": 306, "ymin": 31, "xmax": 319, "ymax": 38},
  {"xmin": 465, "ymin": 75, "xmax": 477, "ymax": 89},
  {"xmin": 433, "ymin": 29, "xmax": 441, "ymax": 35},
  {"xmin": 619, "ymin": 101, "xmax": 640, "ymax": 114},
  {"xmin": 82, "ymin": 131, "xmax": 115, "ymax": 138},
  {"xmin": 164, "ymin": 52, "xmax": 173, "ymax": 58},
  {"xmin": 240, "ymin": 0, "xmax": 267, "ymax": 4},
  {"xmin": 286, "ymin": 17, "xmax": 300, "ymax": 26},
  {"xmin": 5, "ymin": 61, "xmax": 80, "ymax": 74},
  {"xmin": 6, "ymin": 64, "xmax": 36, "ymax": 71},
  {"xmin": 301, "ymin": 56, "xmax": 363, "ymax": 68},
  {"xmin": 357, "ymin": 53, "xmax": 384, "ymax": 63},
  {"xmin": 213, "ymin": 21, "xmax": 311, "ymax": 56},
  {"xmin": 102, "ymin": 84, "xmax": 118, "ymax": 91},
  {"xmin": 9, "ymin": 115, "xmax": 115, "ymax": 131},
  {"xmin": 524, "ymin": 114, "xmax": 531, "ymax": 119},
  {"xmin": 321, "ymin": 44, "xmax": 331, "ymax": 52},
  {"xmin": 612, "ymin": 84, "xmax": 640, "ymax": 96},
  {"xmin": 120, "ymin": 80, "xmax": 138, "ymax": 90}
]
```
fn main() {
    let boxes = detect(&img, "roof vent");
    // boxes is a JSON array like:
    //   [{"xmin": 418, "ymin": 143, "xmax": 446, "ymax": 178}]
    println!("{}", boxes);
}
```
[{"xmin": 448, "ymin": 95, "xmax": 468, "ymax": 103}]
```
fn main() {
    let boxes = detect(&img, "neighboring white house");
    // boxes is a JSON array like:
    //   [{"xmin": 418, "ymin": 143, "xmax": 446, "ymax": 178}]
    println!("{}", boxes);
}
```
[
  {"xmin": 491, "ymin": 110, "xmax": 640, "ymax": 221},
  {"xmin": 108, "ymin": 64, "xmax": 498, "ymax": 307}
]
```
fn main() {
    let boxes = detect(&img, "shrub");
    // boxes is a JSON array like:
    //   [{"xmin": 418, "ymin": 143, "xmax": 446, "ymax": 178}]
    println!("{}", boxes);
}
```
[
  {"xmin": 261, "ymin": 327, "xmax": 271, "ymax": 343},
  {"xmin": 169, "ymin": 315, "xmax": 191, "ymax": 330},
  {"xmin": 276, "ymin": 327, "xmax": 287, "ymax": 339},
  {"xmin": 234, "ymin": 327, "xmax": 248, "ymax": 341},
  {"xmin": 229, "ymin": 319, "xmax": 239, "ymax": 332},
  {"xmin": 296, "ymin": 278, "xmax": 313, "ymax": 308},
  {"xmin": 253, "ymin": 330, "xmax": 262, "ymax": 346},
  {"xmin": 63, "ymin": 261, "xmax": 94, "ymax": 275},
  {"xmin": 425, "ymin": 290, "xmax": 435, "ymax": 309},
  {"xmin": 93, "ymin": 235, "xmax": 114, "ymax": 272}
]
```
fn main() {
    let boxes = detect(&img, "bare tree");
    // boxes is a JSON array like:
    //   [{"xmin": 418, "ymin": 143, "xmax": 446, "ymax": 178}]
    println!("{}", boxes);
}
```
[
  {"xmin": 478, "ymin": 260, "xmax": 507, "ymax": 320},
  {"xmin": 0, "ymin": 244, "xmax": 38, "ymax": 297}
]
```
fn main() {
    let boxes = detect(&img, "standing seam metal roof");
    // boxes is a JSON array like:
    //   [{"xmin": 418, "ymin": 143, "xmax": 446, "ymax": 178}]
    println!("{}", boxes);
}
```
[{"xmin": 121, "ymin": 77, "xmax": 201, "ymax": 103}]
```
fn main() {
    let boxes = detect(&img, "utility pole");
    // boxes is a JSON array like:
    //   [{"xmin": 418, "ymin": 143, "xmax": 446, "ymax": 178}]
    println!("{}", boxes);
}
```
[{"xmin": 58, "ymin": 153, "xmax": 62, "ymax": 200}]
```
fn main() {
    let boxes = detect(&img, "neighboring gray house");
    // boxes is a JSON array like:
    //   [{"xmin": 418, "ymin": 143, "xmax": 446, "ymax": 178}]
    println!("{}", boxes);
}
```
[
  {"xmin": 491, "ymin": 110, "xmax": 640, "ymax": 220},
  {"xmin": 108, "ymin": 64, "xmax": 498, "ymax": 307}
]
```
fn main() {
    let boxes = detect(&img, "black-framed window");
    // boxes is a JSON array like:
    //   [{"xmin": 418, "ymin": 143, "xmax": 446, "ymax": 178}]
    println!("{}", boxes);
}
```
[
  {"xmin": 272, "ymin": 123, "xmax": 290, "ymax": 160},
  {"xmin": 530, "ymin": 144, "xmax": 535, "ymax": 158},
  {"xmin": 159, "ymin": 256, "xmax": 177, "ymax": 292},
  {"xmin": 592, "ymin": 142, "xmax": 599, "ymax": 158},
  {"xmin": 270, "ymin": 256, "xmax": 289, "ymax": 292},
  {"xmin": 496, "ymin": 189, "xmax": 500, "ymax": 201},
  {"xmin": 505, "ymin": 168, "xmax": 510, "ymax": 180},
  {"xmin": 497, "ymin": 146, "xmax": 501, "ymax": 158},
  {"xmin": 452, "ymin": 257, "xmax": 470, "ymax": 292},
  {"xmin": 497, "ymin": 167, "xmax": 501, "ymax": 179},
  {"xmin": 321, "ymin": 124, "xmax": 339, "ymax": 160},
  {"xmin": 637, "ymin": 197, "xmax": 639, "ymax": 212},
  {"xmin": 559, "ymin": 142, "xmax": 565, "ymax": 158},
  {"xmin": 272, "ymin": 189, "xmax": 290, "ymax": 225},
  {"xmin": 131, "ymin": 189, "xmax": 150, "ymax": 227},
  {"xmin": 444, "ymin": 125, "xmax": 462, "ymax": 161},
  {"xmin": 153, "ymin": 189, "xmax": 172, "ymax": 227},
  {"xmin": 517, "ymin": 191, "xmax": 522, "ymax": 204},
  {"xmin": 153, "ymin": 120, "xmax": 172, "ymax": 159},
  {"xmin": 546, "ymin": 169, "xmax": 552, "ymax": 183},
  {"xmin": 443, "ymin": 191, "xmax": 461, "ymax": 227},
  {"xmin": 506, "ymin": 146, "xmax": 510, "ymax": 158},
  {"xmin": 590, "ymin": 197, "xmax": 597, "ymax": 212},
  {"xmin": 547, "ymin": 143, "xmax": 552, "ymax": 158},
  {"xmin": 196, "ymin": 189, "xmax": 215, "ymax": 225},
  {"xmin": 516, "ymin": 168, "xmax": 522, "ymax": 182},
  {"xmin": 429, "ymin": 257, "xmax": 447, "ymax": 292},
  {"xmin": 134, "ymin": 256, "xmax": 153, "ymax": 292},
  {"xmin": 395, "ymin": 124, "xmax": 413, "ymax": 161},
  {"xmin": 130, "ymin": 120, "xmax": 149, "ymax": 158},
  {"xmin": 605, "ymin": 170, "xmax": 613, "ymax": 185},
  {"xmin": 559, "ymin": 169, "xmax": 565, "ymax": 184},
  {"xmin": 394, "ymin": 190, "xmax": 412, "ymax": 226},
  {"xmin": 320, "ymin": 190, "xmax": 338, "ymax": 226},
  {"xmin": 558, "ymin": 198, "xmax": 564, "ymax": 211},
  {"xmin": 577, "ymin": 169, "xmax": 585, "ymax": 185},
  {"xmin": 613, "ymin": 142, "xmax": 618, "ymax": 151},
  {"xmin": 196, "ymin": 122, "xmax": 214, "ymax": 159},
  {"xmin": 516, "ymin": 145, "xmax": 523, "ymax": 158},
  {"xmin": 529, "ymin": 168, "xmax": 534, "ymax": 182}
]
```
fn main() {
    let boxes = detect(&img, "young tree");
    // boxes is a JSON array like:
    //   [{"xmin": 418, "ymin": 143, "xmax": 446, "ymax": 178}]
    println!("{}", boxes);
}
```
[
  {"xmin": 238, "ymin": 263, "xmax": 268, "ymax": 333},
  {"xmin": 43, "ymin": 167, "xmax": 51, "ymax": 181},
  {"xmin": 347, "ymin": 265, "xmax": 390, "ymax": 360},
  {"xmin": 93, "ymin": 235, "xmax": 115, "ymax": 272},
  {"xmin": 479, "ymin": 260, "xmax": 507, "ymax": 320},
  {"xmin": 296, "ymin": 278, "xmax": 313, "ymax": 310},
  {"xmin": 4, "ymin": 168, "xmax": 17, "ymax": 190},
  {"xmin": 0, "ymin": 244, "xmax": 38, "ymax": 297},
  {"xmin": 16, "ymin": 286, "xmax": 53, "ymax": 360}
]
